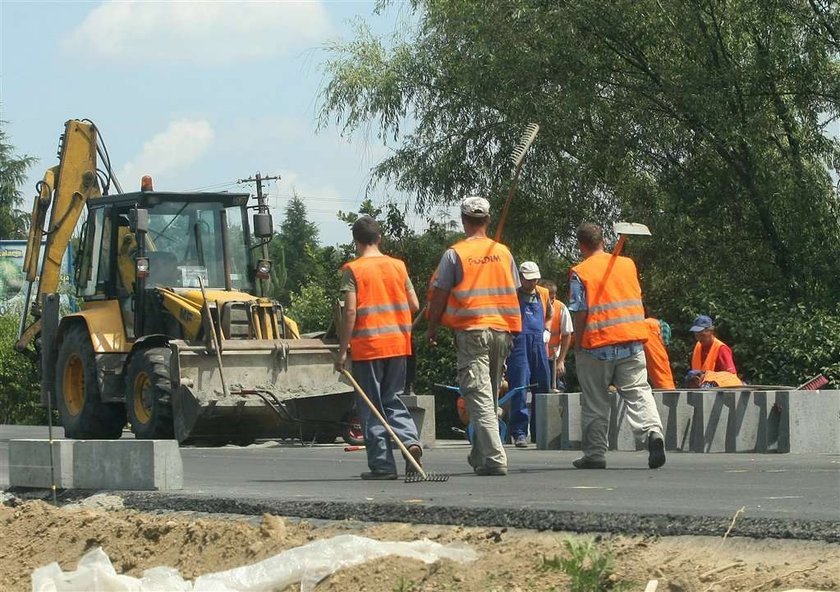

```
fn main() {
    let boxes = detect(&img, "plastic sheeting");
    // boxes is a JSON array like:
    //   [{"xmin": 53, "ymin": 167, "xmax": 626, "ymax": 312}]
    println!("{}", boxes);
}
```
[{"xmin": 32, "ymin": 534, "xmax": 478, "ymax": 592}]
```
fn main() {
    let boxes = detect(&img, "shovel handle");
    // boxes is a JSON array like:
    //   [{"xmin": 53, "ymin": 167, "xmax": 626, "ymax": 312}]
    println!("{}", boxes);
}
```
[
  {"xmin": 341, "ymin": 369, "xmax": 427, "ymax": 478},
  {"xmin": 613, "ymin": 235, "xmax": 627, "ymax": 257}
]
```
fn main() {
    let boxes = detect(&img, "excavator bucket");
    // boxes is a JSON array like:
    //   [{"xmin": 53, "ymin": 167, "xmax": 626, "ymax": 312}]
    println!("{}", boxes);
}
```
[{"xmin": 170, "ymin": 338, "xmax": 355, "ymax": 444}]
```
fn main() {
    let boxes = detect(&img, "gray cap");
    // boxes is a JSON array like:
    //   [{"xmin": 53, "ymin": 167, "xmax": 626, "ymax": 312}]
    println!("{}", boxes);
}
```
[
  {"xmin": 461, "ymin": 196, "xmax": 490, "ymax": 218},
  {"xmin": 519, "ymin": 261, "xmax": 541, "ymax": 280}
]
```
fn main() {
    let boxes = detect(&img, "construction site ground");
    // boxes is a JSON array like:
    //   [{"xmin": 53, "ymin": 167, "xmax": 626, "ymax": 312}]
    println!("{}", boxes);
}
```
[{"xmin": 2, "ymin": 425, "xmax": 838, "ymax": 591}]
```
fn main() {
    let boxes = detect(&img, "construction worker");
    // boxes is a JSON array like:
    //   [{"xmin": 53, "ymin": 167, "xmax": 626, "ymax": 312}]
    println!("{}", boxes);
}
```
[
  {"xmin": 427, "ymin": 196, "xmax": 521, "ymax": 476},
  {"xmin": 569, "ymin": 223, "xmax": 665, "ymax": 470},
  {"xmin": 540, "ymin": 279, "xmax": 573, "ymax": 391},
  {"xmin": 689, "ymin": 315, "xmax": 738, "ymax": 374},
  {"xmin": 506, "ymin": 261, "xmax": 552, "ymax": 447},
  {"xmin": 644, "ymin": 317, "xmax": 676, "ymax": 389},
  {"xmin": 336, "ymin": 215, "xmax": 423, "ymax": 480}
]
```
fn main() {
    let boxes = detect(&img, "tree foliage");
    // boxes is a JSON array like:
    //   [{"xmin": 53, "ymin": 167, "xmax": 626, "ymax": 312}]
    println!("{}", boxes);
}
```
[
  {"xmin": 0, "ymin": 121, "xmax": 35, "ymax": 239},
  {"xmin": 269, "ymin": 193, "xmax": 323, "ymax": 305},
  {"xmin": 320, "ymin": 0, "xmax": 840, "ymax": 386}
]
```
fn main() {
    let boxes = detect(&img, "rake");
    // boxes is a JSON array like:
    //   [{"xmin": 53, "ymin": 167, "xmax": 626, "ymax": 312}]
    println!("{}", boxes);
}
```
[
  {"xmin": 341, "ymin": 369, "xmax": 449, "ymax": 483},
  {"xmin": 494, "ymin": 122, "xmax": 540, "ymax": 241}
]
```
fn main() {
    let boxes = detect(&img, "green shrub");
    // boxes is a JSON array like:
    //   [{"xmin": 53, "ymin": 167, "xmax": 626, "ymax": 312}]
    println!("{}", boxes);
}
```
[
  {"xmin": 541, "ymin": 538, "xmax": 628, "ymax": 592},
  {"xmin": 0, "ymin": 314, "xmax": 45, "ymax": 424}
]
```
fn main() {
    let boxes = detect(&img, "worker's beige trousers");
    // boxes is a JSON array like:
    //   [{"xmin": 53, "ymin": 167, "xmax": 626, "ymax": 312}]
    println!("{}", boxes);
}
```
[
  {"xmin": 576, "ymin": 349, "xmax": 663, "ymax": 461},
  {"xmin": 455, "ymin": 329, "xmax": 512, "ymax": 469}
]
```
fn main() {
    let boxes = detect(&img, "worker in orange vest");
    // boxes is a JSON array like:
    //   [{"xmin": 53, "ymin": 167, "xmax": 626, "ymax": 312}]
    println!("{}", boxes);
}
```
[
  {"xmin": 569, "ymin": 223, "xmax": 665, "ymax": 470},
  {"xmin": 427, "ymin": 196, "xmax": 521, "ymax": 476},
  {"xmin": 336, "ymin": 216, "xmax": 422, "ymax": 480},
  {"xmin": 689, "ymin": 315, "xmax": 738, "ymax": 374},
  {"xmin": 644, "ymin": 317, "xmax": 676, "ymax": 389},
  {"xmin": 686, "ymin": 369, "xmax": 744, "ymax": 388},
  {"xmin": 540, "ymin": 279, "xmax": 574, "ymax": 391}
]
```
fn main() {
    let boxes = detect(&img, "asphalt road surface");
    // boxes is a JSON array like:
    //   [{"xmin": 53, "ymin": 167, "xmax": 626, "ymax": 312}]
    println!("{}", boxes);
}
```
[{"xmin": 2, "ymin": 425, "xmax": 838, "ymax": 540}]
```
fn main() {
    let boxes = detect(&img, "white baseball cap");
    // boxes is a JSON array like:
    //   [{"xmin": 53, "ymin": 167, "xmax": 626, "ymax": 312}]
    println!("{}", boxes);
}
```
[
  {"xmin": 519, "ymin": 261, "xmax": 541, "ymax": 280},
  {"xmin": 461, "ymin": 196, "xmax": 490, "ymax": 217}
]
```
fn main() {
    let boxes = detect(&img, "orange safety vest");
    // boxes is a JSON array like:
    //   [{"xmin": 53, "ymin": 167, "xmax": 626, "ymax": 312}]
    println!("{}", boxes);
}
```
[
  {"xmin": 703, "ymin": 370, "xmax": 744, "ymax": 387},
  {"xmin": 343, "ymin": 256, "xmax": 412, "ymax": 361},
  {"xmin": 643, "ymin": 318, "xmax": 675, "ymax": 389},
  {"xmin": 691, "ymin": 338, "xmax": 725, "ymax": 371},
  {"xmin": 440, "ymin": 238, "xmax": 522, "ymax": 332},
  {"xmin": 535, "ymin": 285, "xmax": 551, "ymax": 323},
  {"xmin": 571, "ymin": 252, "xmax": 648, "ymax": 349},
  {"xmin": 547, "ymin": 299, "xmax": 567, "ymax": 358}
]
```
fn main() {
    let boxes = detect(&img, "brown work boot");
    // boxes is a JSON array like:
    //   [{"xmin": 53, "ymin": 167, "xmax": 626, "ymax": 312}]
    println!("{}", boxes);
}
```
[{"xmin": 405, "ymin": 444, "xmax": 423, "ymax": 474}]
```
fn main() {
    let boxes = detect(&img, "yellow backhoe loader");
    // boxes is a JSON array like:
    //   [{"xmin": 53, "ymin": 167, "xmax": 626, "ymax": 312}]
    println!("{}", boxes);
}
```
[{"xmin": 15, "ymin": 119, "xmax": 358, "ymax": 445}]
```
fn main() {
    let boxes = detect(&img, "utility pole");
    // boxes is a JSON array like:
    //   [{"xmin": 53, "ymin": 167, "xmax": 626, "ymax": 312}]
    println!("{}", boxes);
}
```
[
  {"xmin": 238, "ymin": 172, "xmax": 282, "ymax": 297},
  {"xmin": 237, "ymin": 172, "xmax": 282, "ymax": 214}
]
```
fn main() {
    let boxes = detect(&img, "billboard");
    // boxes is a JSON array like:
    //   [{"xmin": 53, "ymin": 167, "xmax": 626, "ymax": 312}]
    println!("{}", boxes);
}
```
[{"xmin": 0, "ymin": 240, "xmax": 74, "ymax": 315}]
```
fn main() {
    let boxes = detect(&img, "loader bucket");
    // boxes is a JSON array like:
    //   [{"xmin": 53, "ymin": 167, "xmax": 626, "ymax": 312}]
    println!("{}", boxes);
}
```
[{"xmin": 169, "ymin": 339, "xmax": 355, "ymax": 445}]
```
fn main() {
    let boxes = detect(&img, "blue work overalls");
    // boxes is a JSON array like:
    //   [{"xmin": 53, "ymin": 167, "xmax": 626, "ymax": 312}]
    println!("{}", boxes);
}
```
[{"xmin": 506, "ymin": 290, "xmax": 551, "ymax": 441}]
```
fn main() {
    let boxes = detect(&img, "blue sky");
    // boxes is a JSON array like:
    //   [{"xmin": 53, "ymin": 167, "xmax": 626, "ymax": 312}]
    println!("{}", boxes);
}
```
[{"xmin": 0, "ymin": 0, "xmax": 449, "ymax": 245}]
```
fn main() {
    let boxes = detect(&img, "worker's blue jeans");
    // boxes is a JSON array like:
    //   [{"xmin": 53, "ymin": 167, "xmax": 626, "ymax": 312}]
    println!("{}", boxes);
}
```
[
  {"xmin": 351, "ymin": 356, "xmax": 421, "ymax": 474},
  {"xmin": 506, "ymin": 332, "xmax": 551, "ymax": 440}
]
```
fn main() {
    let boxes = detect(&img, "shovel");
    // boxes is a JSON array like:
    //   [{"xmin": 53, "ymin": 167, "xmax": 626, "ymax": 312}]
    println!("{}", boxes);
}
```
[
  {"xmin": 612, "ymin": 222, "xmax": 651, "ymax": 257},
  {"xmin": 340, "ymin": 369, "xmax": 449, "ymax": 483}
]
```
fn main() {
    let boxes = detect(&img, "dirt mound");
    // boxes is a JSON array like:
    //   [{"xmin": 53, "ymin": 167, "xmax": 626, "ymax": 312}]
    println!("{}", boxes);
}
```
[{"xmin": 1, "ymin": 500, "xmax": 837, "ymax": 591}]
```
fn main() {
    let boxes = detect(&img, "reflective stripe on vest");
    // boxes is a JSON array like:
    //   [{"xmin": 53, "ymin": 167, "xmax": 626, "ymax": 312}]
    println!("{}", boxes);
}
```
[
  {"xmin": 441, "ymin": 238, "xmax": 522, "ymax": 332},
  {"xmin": 691, "ymin": 338, "xmax": 723, "ymax": 371},
  {"xmin": 643, "ymin": 318, "xmax": 675, "ymax": 389},
  {"xmin": 343, "ymin": 255, "xmax": 412, "ymax": 361},
  {"xmin": 571, "ymin": 252, "xmax": 648, "ymax": 349}
]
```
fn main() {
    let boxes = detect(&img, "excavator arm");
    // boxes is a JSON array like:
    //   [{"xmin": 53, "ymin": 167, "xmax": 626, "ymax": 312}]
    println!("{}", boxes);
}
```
[{"xmin": 15, "ymin": 120, "xmax": 102, "ymax": 351}]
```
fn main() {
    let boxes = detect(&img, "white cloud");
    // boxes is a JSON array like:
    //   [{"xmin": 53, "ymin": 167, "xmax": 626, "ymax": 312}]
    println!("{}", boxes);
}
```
[
  {"xmin": 63, "ymin": 1, "xmax": 333, "ymax": 66},
  {"xmin": 120, "ymin": 119, "xmax": 215, "ymax": 188}
]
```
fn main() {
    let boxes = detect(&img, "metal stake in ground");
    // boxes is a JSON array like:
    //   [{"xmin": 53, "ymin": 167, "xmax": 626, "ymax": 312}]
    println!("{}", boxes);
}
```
[{"xmin": 340, "ymin": 369, "xmax": 449, "ymax": 483}]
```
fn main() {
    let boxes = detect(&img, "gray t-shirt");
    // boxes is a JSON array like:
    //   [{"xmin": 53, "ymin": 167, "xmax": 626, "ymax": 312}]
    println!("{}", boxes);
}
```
[{"xmin": 340, "ymin": 267, "xmax": 415, "ymax": 294}]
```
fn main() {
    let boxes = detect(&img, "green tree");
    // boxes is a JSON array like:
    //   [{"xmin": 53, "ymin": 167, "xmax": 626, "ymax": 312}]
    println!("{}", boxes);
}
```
[
  {"xmin": 269, "ymin": 192, "xmax": 323, "ymax": 304},
  {"xmin": 320, "ymin": 0, "xmax": 840, "ymax": 386},
  {"xmin": 0, "ymin": 121, "xmax": 35, "ymax": 239}
]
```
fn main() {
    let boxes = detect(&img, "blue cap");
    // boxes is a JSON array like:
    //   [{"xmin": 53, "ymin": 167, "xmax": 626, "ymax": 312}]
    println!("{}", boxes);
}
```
[{"xmin": 689, "ymin": 315, "xmax": 714, "ymax": 333}]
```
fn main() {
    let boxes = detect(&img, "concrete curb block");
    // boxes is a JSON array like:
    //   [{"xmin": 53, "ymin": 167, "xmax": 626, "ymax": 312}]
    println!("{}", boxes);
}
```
[
  {"xmin": 8, "ymin": 439, "xmax": 183, "ymax": 490},
  {"xmin": 536, "ymin": 390, "xmax": 840, "ymax": 453}
]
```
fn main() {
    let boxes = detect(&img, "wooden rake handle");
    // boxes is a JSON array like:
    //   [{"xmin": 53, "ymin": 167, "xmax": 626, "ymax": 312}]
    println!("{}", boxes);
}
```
[{"xmin": 340, "ymin": 368, "xmax": 426, "ymax": 478}]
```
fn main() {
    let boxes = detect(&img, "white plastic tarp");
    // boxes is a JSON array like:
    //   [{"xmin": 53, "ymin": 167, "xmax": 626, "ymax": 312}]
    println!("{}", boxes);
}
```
[{"xmin": 31, "ymin": 534, "xmax": 478, "ymax": 592}]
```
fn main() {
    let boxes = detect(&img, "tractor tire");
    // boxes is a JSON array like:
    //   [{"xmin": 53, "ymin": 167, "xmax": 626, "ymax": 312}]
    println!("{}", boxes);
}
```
[
  {"xmin": 55, "ymin": 324, "xmax": 126, "ymax": 439},
  {"xmin": 125, "ymin": 347, "xmax": 175, "ymax": 439}
]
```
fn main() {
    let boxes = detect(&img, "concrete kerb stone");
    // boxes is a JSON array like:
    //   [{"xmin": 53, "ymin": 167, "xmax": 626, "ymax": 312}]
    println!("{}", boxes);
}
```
[
  {"xmin": 775, "ymin": 390, "xmax": 840, "ymax": 453},
  {"xmin": 533, "ymin": 389, "xmax": 840, "ymax": 454},
  {"xmin": 9, "ymin": 439, "xmax": 74, "ymax": 488},
  {"xmin": 399, "ymin": 393, "xmax": 436, "ymax": 449},
  {"xmin": 8, "ymin": 439, "xmax": 183, "ymax": 491}
]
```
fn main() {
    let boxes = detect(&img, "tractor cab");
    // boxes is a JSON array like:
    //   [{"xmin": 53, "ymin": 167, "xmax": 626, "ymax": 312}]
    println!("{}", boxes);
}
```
[{"xmin": 74, "ymin": 191, "xmax": 266, "ymax": 341}]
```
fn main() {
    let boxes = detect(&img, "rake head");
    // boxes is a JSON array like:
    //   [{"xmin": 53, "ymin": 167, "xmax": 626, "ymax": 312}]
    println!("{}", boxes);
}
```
[
  {"xmin": 405, "ymin": 471, "xmax": 450, "ymax": 483},
  {"xmin": 510, "ymin": 123, "xmax": 540, "ymax": 169}
]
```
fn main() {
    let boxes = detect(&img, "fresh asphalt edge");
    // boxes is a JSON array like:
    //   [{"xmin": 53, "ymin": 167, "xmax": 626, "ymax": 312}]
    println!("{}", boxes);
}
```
[{"xmin": 112, "ymin": 492, "xmax": 840, "ymax": 544}]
